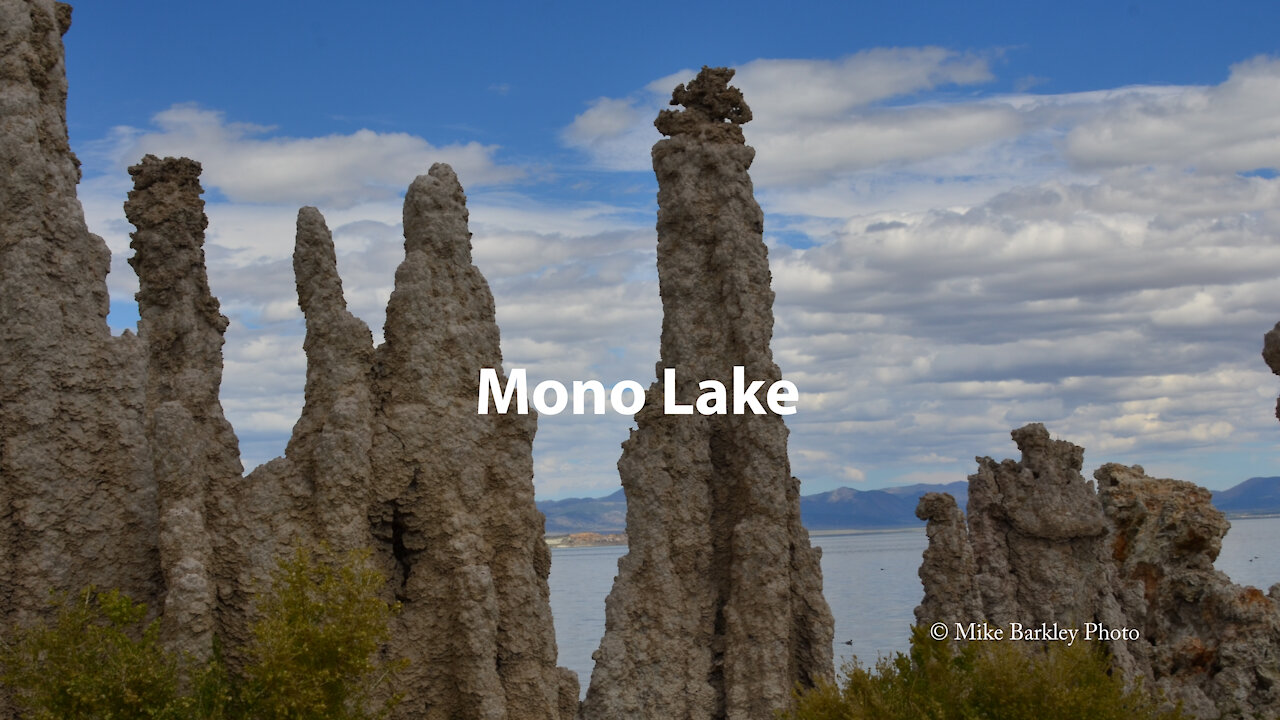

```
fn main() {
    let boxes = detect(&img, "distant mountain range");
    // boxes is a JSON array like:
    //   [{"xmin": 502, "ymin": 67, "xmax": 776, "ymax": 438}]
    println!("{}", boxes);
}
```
[
  {"xmin": 797, "ymin": 481, "xmax": 969, "ymax": 531},
  {"xmin": 1212, "ymin": 476, "xmax": 1280, "ymax": 516},
  {"xmin": 539, "ymin": 489, "xmax": 628, "ymax": 535},
  {"xmin": 537, "ymin": 476, "xmax": 1280, "ymax": 535}
]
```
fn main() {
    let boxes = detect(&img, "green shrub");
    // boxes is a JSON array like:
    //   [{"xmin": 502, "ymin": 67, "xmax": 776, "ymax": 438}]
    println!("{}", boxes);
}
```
[
  {"xmin": 236, "ymin": 547, "xmax": 404, "ymax": 720},
  {"xmin": 0, "ymin": 588, "xmax": 196, "ymax": 719},
  {"xmin": 1, "ymin": 547, "xmax": 403, "ymax": 720},
  {"xmin": 783, "ymin": 625, "xmax": 1188, "ymax": 720}
]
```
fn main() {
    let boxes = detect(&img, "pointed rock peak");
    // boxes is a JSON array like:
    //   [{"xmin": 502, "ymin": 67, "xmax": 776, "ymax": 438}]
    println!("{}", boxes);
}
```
[
  {"xmin": 293, "ymin": 206, "xmax": 347, "ymax": 316},
  {"xmin": 655, "ymin": 66, "xmax": 752, "ymax": 143},
  {"xmin": 403, "ymin": 162, "xmax": 471, "ymax": 264},
  {"xmin": 296, "ymin": 205, "xmax": 327, "ymax": 236},
  {"xmin": 583, "ymin": 63, "xmax": 832, "ymax": 719}
]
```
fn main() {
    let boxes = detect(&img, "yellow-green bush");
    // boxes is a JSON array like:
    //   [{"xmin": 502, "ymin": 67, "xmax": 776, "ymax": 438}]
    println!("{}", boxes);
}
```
[
  {"xmin": 237, "ymin": 547, "xmax": 405, "ymax": 720},
  {"xmin": 0, "ymin": 588, "xmax": 195, "ymax": 719},
  {"xmin": 783, "ymin": 626, "xmax": 1188, "ymax": 720},
  {"xmin": 1, "ymin": 547, "xmax": 403, "ymax": 720}
]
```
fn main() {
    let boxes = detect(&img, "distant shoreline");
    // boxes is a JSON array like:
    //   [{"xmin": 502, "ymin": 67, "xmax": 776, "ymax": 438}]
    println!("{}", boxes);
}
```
[
  {"xmin": 546, "ymin": 525, "xmax": 928, "ymax": 549},
  {"xmin": 808, "ymin": 526, "xmax": 926, "ymax": 537},
  {"xmin": 546, "ymin": 532, "xmax": 628, "ymax": 549},
  {"xmin": 546, "ymin": 515, "xmax": 1279, "ymax": 549}
]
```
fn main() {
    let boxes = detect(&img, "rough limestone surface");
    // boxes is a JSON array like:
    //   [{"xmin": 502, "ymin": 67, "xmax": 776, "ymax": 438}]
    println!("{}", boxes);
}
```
[
  {"xmin": 580, "ymin": 67, "xmax": 834, "ymax": 720},
  {"xmin": 203, "ymin": 171, "xmax": 579, "ymax": 720},
  {"xmin": 206, "ymin": 206, "xmax": 383, "ymax": 662},
  {"xmin": 914, "ymin": 425, "xmax": 1140, "ymax": 683},
  {"xmin": 366, "ymin": 165, "xmax": 578, "ymax": 720},
  {"xmin": 1264, "ymin": 321, "xmax": 1280, "ymax": 422},
  {"xmin": 916, "ymin": 424, "xmax": 1280, "ymax": 719},
  {"xmin": 0, "ymin": 0, "xmax": 157, "ymax": 666},
  {"xmin": 1, "ymin": 5, "xmax": 575, "ymax": 717},
  {"xmin": 125, "ymin": 155, "xmax": 244, "ymax": 659},
  {"xmin": 1097, "ymin": 463, "xmax": 1280, "ymax": 719},
  {"xmin": 914, "ymin": 493, "xmax": 982, "ymax": 625}
]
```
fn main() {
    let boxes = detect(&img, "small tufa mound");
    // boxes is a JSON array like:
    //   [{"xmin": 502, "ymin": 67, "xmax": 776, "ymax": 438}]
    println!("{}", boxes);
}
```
[{"xmin": 916, "ymin": 424, "xmax": 1280, "ymax": 720}]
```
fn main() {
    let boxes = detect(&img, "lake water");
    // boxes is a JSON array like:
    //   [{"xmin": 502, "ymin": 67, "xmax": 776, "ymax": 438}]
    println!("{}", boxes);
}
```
[{"xmin": 548, "ymin": 515, "xmax": 1280, "ymax": 693}]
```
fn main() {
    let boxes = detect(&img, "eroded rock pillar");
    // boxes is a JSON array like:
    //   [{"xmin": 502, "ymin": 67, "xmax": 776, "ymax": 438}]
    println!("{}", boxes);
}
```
[
  {"xmin": 124, "ymin": 155, "xmax": 244, "ymax": 658},
  {"xmin": 581, "ymin": 67, "xmax": 834, "ymax": 720},
  {"xmin": 0, "ymin": 0, "xmax": 156, "ymax": 641},
  {"xmin": 367, "ymin": 164, "xmax": 577, "ymax": 719}
]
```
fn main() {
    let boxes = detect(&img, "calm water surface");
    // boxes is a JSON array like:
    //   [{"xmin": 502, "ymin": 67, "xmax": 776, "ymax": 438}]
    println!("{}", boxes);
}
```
[{"xmin": 548, "ymin": 516, "xmax": 1280, "ymax": 693}]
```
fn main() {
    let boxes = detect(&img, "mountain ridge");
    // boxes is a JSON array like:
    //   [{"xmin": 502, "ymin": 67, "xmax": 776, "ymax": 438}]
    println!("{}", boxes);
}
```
[{"xmin": 538, "ymin": 476, "xmax": 1280, "ymax": 534}]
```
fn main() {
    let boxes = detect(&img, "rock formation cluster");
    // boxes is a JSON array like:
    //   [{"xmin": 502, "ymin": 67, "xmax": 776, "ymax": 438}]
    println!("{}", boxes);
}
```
[
  {"xmin": 917, "ymin": 424, "xmax": 1280, "ymax": 719},
  {"xmin": 2, "ymin": 7, "xmax": 836, "ymax": 720},
  {"xmin": 211, "ymin": 165, "xmax": 579, "ymax": 720},
  {"xmin": 1, "ymin": 3, "xmax": 576, "ymax": 718},
  {"xmin": 7, "ymin": 3, "xmax": 1277, "ymax": 720},
  {"xmin": 579, "ymin": 67, "xmax": 834, "ymax": 720}
]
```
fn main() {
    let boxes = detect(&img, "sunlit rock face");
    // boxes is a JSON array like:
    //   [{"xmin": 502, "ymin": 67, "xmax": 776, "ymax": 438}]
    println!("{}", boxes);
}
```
[
  {"xmin": 580, "ymin": 67, "xmax": 835, "ymax": 720},
  {"xmin": 916, "ymin": 423, "xmax": 1280, "ymax": 720}
]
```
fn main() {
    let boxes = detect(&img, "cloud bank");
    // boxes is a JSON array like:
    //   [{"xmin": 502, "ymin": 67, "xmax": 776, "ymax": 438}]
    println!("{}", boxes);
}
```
[
  {"xmin": 93, "ymin": 105, "xmax": 523, "ymax": 208},
  {"xmin": 81, "ymin": 50, "xmax": 1280, "ymax": 498}
]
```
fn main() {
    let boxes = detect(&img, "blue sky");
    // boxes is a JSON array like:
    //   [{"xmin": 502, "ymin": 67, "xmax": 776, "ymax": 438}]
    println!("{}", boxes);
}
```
[{"xmin": 64, "ymin": 2, "xmax": 1280, "ymax": 498}]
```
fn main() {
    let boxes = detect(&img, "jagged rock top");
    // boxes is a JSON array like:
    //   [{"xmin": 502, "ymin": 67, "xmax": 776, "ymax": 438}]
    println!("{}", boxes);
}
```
[
  {"xmin": 128, "ymin": 154, "xmax": 203, "ymax": 192},
  {"xmin": 654, "ymin": 66, "xmax": 752, "ymax": 143},
  {"xmin": 1097, "ymin": 462, "xmax": 1228, "ymax": 566},
  {"xmin": 972, "ymin": 422, "xmax": 1106, "ymax": 539},
  {"xmin": 125, "ymin": 155, "xmax": 208, "ymax": 245},
  {"xmin": 125, "ymin": 155, "xmax": 224, "ymax": 332},
  {"xmin": 918, "ymin": 425, "xmax": 1280, "ymax": 719},
  {"xmin": 1263, "ymin": 321, "xmax": 1280, "ymax": 422},
  {"xmin": 1007, "ymin": 422, "xmax": 1085, "ymax": 480}
]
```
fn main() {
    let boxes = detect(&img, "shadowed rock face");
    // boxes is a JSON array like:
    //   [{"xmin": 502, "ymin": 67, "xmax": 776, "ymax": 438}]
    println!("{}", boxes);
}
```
[
  {"xmin": 125, "ymin": 154, "xmax": 244, "ymax": 660},
  {"xmin": 916, "ymin": 424, "xmax": 1280, "ymax": 720},
  {"xmin": 1097, "ymin": 464, "xmax": 1280, "ymax": 720},
  {"xmin": 0, "ymin": 3, "xmax": 575, "ymax": 716},
  {"xmin": 580, "ymin": 66, "xmax": 834, "ymax": 720},
  {"xmin": 209, "ymin": 168, "xmax": 577, "ymax": 720},
  {"xmin": 368, "ymin": 165, "xmax": 578, "ymax": 720},
  {"xmin": 0, "ymin": 0, "xmax": 156, "ymax": 655}
]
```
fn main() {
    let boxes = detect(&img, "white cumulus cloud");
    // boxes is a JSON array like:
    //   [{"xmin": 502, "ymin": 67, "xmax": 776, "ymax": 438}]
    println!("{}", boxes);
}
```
[
  {"xmin": 1065, "ymin": 56, "xmax": 1280, "ymax": 173},
  {"xmin": 98, "ymin": 104, "xmax": 523, "ymax": 208}
]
